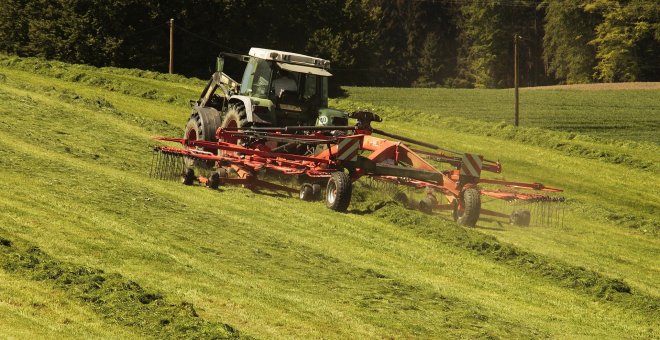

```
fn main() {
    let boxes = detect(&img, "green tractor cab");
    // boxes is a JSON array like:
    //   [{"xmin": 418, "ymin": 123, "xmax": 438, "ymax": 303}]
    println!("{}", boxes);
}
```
[{"xmin": 184, "ymin": 48, "xmax": 347, "ymax": 155}]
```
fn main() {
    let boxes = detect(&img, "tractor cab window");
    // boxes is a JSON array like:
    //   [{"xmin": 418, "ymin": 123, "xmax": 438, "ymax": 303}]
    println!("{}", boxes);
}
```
[
  {"xmin": 303, "ymin": 74, "xmax": 318, "ymax": 99},
  {"xmin": 301, "ymin": 74, "xmax": 328, "ymax": 107},
  {"xmin": 240, "ymin": 58, "xmax": 272, "ymax": 98}
]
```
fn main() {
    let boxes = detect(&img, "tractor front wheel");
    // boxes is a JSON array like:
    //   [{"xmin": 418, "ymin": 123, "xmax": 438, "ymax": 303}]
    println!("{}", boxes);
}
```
[
  {"xmin": 453, "ymin": 187, "xmax": 481, "ymax": 227},
  {"xmin": 325, "ymin": 172, "xmax": 352, "ymax": 212},
  {"xmin": 184, "ymin": 111, "xmax": 220, "ymax": 169}
]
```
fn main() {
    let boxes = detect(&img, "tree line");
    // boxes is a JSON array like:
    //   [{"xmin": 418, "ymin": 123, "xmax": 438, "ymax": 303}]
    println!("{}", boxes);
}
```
[{"xmin": 0, "ymin": 0, "xmax": 657, "ymax": 88}]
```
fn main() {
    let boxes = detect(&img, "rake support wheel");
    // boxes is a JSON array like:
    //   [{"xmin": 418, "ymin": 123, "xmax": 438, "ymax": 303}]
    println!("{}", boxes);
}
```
[
  {"xmin": 182, "ymin": 168, "xmax": 195, "ymax": 186},
  {"xmin": 510, "ymin": 209, "xmax": 531, "ymax": 226},
  {"xmin": 300, "ymin": 183, "xmax": 323, "ymax": 201},
  {"xmin": 207, "ymin": 171, "xmax": 221, "ymax": 189},
  {"xmin": 325, "ymin": 172, "xmax": 352, "ymax": 212},
  {"xmin": 300, "ymin": 184, "xmax": 314, "ymax": 201},
  {"xmin": 454, "ymin": 187, "xmax": 481, "ymax": 227}
]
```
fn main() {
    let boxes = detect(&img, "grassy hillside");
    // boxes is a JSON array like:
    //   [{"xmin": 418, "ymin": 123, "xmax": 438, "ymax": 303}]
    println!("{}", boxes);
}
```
[
  {"xmin": 0, "ymin": 55, "xmax": 658, "ymax": 338},
  {"xmin": 343, "ymin": 86, "xmax": 660, "ymax": 144}
]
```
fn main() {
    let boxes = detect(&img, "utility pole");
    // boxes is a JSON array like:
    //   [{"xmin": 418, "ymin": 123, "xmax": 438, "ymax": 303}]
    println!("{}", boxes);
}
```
[
  {"xmin": 513, "ymin": 33, "xmax": 519, "ymax": 127},
  {"xmin": 169, "ymin": 18, "xmax": 174, "ymax": 74}
]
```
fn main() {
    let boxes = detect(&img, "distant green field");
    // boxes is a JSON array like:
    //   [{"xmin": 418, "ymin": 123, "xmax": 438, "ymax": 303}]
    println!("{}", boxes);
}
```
[
  {"xmin": 343, "ymin": 86, "xmax": 660, "ymax": 144},
  {"xmin": 0, "ymin": 55, "xmax": 658, "ymax": 339}
]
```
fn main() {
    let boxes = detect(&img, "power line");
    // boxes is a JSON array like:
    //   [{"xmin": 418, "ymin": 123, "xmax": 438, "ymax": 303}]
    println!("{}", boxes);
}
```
[
  {"xmin": 123, "ymin": 22, "xmax": 169, "ymax": 39},
  {"xmin": 176, "ymin": 26, "xmax": 240, "ymax": 53}
]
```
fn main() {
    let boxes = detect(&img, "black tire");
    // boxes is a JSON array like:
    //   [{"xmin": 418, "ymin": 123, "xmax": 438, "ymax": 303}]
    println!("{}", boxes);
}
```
[
  {"xmin": 510, "ymin": 209, "xmax": 531, "ymax": 226},
  {"xmin": 181, "ymin": 168, "xmax": 195, "ymax": 186},
  {"xmin": 311, "ymin": 183, "xmax": 322, "ymax": 200},
  {"xmin": 300, "ymin": 184, "xmax": 314, "ymax": 201},
  {"xmin": 207, "ymin": 171, "xmax": 221, "ymax": 189},
  {"xmin": 419, "ymin": 197, "xmax": 434, "ymax": 214},
  {"xmin": 221, "ymin": 104, "xmax": 248, "ymax": 135},
  {"xmin": 325, "ymin": 172, "xmax": 352, "ymax": 212},
  {"xmin": 219, "ymin": 104, "xmax": 249, "ymax": 154},
  {"xmin": 183, "ymin": 110, "xmax": 221, "ymax": 168},
  {"xmin": 455, "ymin": 188, "xmax": 481, "ymax": 227},
  {"xmin": 393, "ymin": 192, "xmax": 408, "ymax": 205}
]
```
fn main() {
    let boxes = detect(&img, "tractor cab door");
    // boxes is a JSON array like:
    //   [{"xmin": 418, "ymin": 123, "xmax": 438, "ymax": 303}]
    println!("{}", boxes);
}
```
[{"xmin": 271, "ymin": 70, "xmax": 329, "ymax": 126}]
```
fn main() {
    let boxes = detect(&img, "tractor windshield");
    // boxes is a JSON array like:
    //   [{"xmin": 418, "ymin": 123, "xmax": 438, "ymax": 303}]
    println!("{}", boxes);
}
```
[{"xmin": 240, "ymin": 58, "xmax": 272, "ymax": 98}]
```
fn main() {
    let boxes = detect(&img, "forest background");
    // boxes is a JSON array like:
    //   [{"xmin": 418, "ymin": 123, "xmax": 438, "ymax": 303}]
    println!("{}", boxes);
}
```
[{"xmin": 0, "ymin": 0, "xmax": 658, "ymax": 88}]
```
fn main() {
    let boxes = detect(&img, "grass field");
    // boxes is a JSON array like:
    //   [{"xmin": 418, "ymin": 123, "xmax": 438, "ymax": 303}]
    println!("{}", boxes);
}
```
[
  {"xmin": 342, "ymin": 86, "xmax": 660, "ymax": 144},
  {"xmin": 0, "ymin": 54, "xmax": 658, "ymax": 338}
]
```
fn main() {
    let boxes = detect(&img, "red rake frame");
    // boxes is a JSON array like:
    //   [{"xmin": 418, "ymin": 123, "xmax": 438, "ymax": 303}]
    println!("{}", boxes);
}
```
[{"xmin": 153, "ymin": 125, "xmax": 563, "ymax": 226}]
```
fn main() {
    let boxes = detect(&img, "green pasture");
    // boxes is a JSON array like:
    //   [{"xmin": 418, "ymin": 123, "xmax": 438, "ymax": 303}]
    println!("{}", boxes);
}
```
[
  {"xmin": 0, "ymin": 55, "xmax": 658, "ymax": 338},
  {"xmin": 342, "ymin": 86, "xmax": 660, "ymax": 145}
]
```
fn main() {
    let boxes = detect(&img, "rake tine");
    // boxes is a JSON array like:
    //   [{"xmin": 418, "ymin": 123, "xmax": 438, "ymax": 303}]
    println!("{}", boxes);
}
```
[
  {"xmin": 161, "ymin": 152, "xmax": 167, "ymax": 180},
  {"xmin": 150, "ymin": 149, "xmax": 155, "ymax": 178},
  {"xmin": 166, "ymin": 153, "xmax": 174, "ymax": 180},
  {"xmin": 153, "ymin": 150, "xmax": 163, "ymax": 179}
]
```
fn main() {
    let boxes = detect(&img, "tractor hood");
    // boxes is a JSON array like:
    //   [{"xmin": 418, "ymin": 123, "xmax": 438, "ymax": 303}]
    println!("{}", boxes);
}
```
[{"xmin": 276, "ymin": 62, "xmax": 332, "ymax": 77}]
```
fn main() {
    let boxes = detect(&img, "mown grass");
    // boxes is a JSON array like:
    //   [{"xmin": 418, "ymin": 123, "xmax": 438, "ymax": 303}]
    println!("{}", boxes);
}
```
[
  {"xmin": 342, "ymin": 86, "xmax": 660, "ymax": 144},
  {"xmin": 0, "ymin": 54, "xmax": 658, "ymax": 338}
]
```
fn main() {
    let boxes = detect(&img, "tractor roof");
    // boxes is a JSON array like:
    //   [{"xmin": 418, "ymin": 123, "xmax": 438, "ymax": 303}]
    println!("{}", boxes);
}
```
[{"xmin": 249, "ymin": 48, "xmax": 331, "ymax": 74}]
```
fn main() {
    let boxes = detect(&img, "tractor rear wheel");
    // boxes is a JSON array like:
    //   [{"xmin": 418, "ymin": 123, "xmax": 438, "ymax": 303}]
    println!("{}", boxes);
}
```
[
  {"xmin": 325, "ymin": 172, "xmax": 352, "ymax": 212},
  {"xmin": 454, "ymin": 187, "xmax": 481, "ymax": 227}
]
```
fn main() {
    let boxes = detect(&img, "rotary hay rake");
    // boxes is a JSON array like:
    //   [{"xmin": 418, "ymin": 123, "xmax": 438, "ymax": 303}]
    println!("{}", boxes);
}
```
[{"xmin": 151, "ymin": 111, "xmax": 564, "ymax": 227}]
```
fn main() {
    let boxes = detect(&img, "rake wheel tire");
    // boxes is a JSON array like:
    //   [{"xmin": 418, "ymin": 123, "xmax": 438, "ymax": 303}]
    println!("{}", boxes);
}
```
[
  {"xmin": 510, "ymin": 209, "xmax": 531, "ymax": 226},
  {"xmin": 455, "ymin": 188, "xmax": 481, "ymax": 227},
  {"xmin": 325, "ymin": 172, "xmax": 352, "ymax": 212},
  {"xmin": 182, "ymin": 168, "xmax": 195, "ymax": 186},
  {"xmin": 300, "ymin": 184, "xmax": 314, "ymax": 201},
  {"xmin": 300, "ymin": 183, "xmax": 322, "ymax": 201},
  {"xmin": 207, "ymin": 171, "xmax": 221, "ymax": 189},
  {"xmin": 393, "ymin": 192, "xmax": 408, "ymax": 205},
  {"xmin": 419, "ymin": 197, "xmax": 434, "ymax": 214},
  {"xmin": 311, "ymin": 183, "xmax": 322, "ymax": 200}
]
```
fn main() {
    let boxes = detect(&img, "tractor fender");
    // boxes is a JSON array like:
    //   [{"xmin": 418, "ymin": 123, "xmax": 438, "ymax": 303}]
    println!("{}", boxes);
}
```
[{"xmin": 228, "ymin": 95, "xmax": 274, "ymax": 124}]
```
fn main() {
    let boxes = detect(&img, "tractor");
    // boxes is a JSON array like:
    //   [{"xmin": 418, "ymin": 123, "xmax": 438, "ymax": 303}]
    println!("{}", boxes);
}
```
[{"xmin": 184, "ymin": 47, "xmax": 347, "ymax": 158}]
